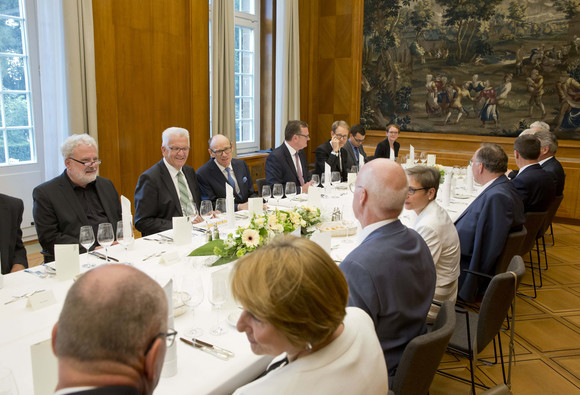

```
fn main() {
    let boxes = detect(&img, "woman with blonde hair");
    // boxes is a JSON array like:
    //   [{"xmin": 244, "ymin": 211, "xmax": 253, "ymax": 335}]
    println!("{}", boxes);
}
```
[{"xmin": 232, "ymin": 235, "xmax": 388, "ymax": 394}]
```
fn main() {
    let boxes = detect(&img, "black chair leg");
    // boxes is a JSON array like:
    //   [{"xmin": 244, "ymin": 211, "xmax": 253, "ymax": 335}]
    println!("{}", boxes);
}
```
[
  {"xmin": 519, "ymin": 250, "xmax": 538, "ymax": 299},
  {"xmin": 541, "ymin": 234, "xmax": 548, "ymax": 271},
  {"xmin": 498, "ymin": 333, "xmax": 507, "ymax": 385}
]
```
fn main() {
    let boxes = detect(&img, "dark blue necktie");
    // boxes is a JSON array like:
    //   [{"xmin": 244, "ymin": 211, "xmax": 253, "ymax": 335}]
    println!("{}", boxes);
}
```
[
  {"xmin": 225, "ymin": 168, "xmax": 239, "ymax": 195},
  {"xmin": 353, "ymin": 145, "xmax": 359, "ymax": 165}
]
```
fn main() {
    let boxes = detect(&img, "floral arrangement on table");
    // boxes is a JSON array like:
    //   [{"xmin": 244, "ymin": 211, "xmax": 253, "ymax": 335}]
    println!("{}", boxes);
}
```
[
  {"xmin": 189, "ymin": 206, "xmax": 322, "ymax": 266},
  {"xmin": 433, "ymin": 164, "xmax": 446, "ymax": 184}
]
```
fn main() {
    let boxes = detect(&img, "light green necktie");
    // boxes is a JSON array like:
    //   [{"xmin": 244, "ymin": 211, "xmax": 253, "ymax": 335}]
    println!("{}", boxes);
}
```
[{"xmin": 177, "ymin": 171, "xmax": 193, "ymax": 216}]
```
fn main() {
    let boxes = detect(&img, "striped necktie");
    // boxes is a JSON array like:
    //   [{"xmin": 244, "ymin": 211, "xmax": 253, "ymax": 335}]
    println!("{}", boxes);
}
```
[
  {"xmin": 177, "ymin": 171, "xmax": 193, "ymax": 216},
  {"xmin": 225, "ymin": 167, "xmax": 239, "ymax": 195}
]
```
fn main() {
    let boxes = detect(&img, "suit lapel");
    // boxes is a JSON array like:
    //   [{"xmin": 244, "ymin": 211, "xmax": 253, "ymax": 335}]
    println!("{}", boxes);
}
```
[
  {"xmin": 57, "ymin": 172, "xmax": 88, "ymax": 225},
  {"xmin": 232, "ymin": 160, "xmax": 246, "ymax": 199},
  {"xmin": 282, "ymin": 144, "xmax": 300, "ymax": 182}
]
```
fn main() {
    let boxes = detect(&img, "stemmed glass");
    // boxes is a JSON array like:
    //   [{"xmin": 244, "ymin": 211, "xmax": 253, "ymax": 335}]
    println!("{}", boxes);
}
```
[
  {"xmin": 180, "ymin": 271, "xmax": 205, "ymax": 338},
  {"xmin": 97, "ymin": 223, "xmax": 114, "ymax": 262},
  {"xmin": 187, "ymin": 203, "xmax": 199, "ymax": 225},
  {"xmin": 215, "ymin": 198, "xmax": 227, "ymax": 220},
  {"xmin": 209, "ymin": 272, "xmax": 228, "ymax": 336},
  {"xmin": 262, "ymin": 185, "xmax": 271, "ymax": 206},
  {"xmin": 420, "ymin": 152, "xmax": 427, "ymax": 164},
  {"xmin": 350, "ymin": 165, "xmax": 359, "ymax": 174},
  {"xmin": 272, "ymin": 183, "xmax": 283, "ymax": 206},
  {"xmin": 311, "ymin": 174, "xmax": 320, "ymax": 187},
  {"xmin": 285, "ymin": 182, "xmax": 297, "ymax": 200},
  {"xmin": 79, "ymin": 225, "xmax": 95, "ymax": 268},
  {"xmin": 342, "ymin": 218, "xmax": 355, "ymax": 244},
  {"xmin": 116, "ymin": 220, "xmax": 134, "ymax": 264},
  {"xmin": 199, "ymin": 200, "xmax": 213, "ymax": 228},
  {"xmin": 331, "ymin": 171, "xmax": 341, "ymax": 185}
]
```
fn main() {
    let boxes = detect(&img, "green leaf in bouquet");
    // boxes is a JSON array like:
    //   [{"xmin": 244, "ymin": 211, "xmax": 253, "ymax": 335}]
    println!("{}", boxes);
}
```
[{"xmin": 188, "ymin": 239, "xmax": 225, "ymax": 256}]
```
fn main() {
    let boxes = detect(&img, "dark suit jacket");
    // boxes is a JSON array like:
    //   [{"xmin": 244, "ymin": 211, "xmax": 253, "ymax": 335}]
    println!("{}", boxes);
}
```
[
  {"xmin": 265, "ymin": 143, "xmax": 311, "ymax": 192},
  {"xmin": 60, "ymin": 386, "xmax": 139, "ymax": 394},
  {"xmin": 542, "ymin": 156, "xmax": 565, "ymax": 196},
  {"xmin": 343, "ymin": 140, "xmax": 368, "ymax": 171},
  {"xmin": 0, "ymin": 194, "xmax": 28, "ymax": 274},
  {"xmin": 197, "ymin": 158, "xmax": 257, "ymax": 210},
  {"xmin": 512, "ymin": 163, "xmax": 556, "ymax": 212},
  {"xmin": 340, "ymin": 220, "xmax": 436, "ymax": 379},
  {"xmin": 454, "ymin": 175, "xmax": 525, "ymax": 302},
  {"xmin": 33, "ymin": 171, "xmax": 121, "ymax": 262},
  {"xmin": 314, "ymin": 140, "xmax": 348, "ymax": 181},
  {"xmin": 134, "ymin": 160, "xmax": 201, "ymax": 236},
  {"xmin": 374, "ymin": 139, "xmax": 400, "ymax": 160}
]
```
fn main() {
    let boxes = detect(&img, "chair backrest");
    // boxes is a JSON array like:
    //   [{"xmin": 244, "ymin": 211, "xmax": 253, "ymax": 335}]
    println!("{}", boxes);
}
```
[
  {"xmin": 537, "ymin": 195, "xmax": 564, "ymax": 237},
  {"xmin": 392, "ymin": 301, "xmax": 456, "ymax": 395},
  {"xmin": 256, "ymin": 178, "xmax": 267, "ymax": 197},
  {"xmin": 494, "ymin": 226, "xmax": 527, "ymax": 275},
  {"xmin": 476, "ymin": 271, "xmax": 517, "ymax": 353},
  {"xmin": 519, "ymin": 211, "xmax": 547, "ymax": 256},
  {"xmin": 506, "ymin": 255, "xmax": 525, "ymax": 289}
]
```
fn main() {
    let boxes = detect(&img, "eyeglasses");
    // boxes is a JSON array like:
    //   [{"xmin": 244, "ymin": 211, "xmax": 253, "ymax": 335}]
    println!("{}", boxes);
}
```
[
  {"xmin": 167, "ymin": 146, "xmax": 190, "ymax": 153},
  {"xmin": 334, "ymin": 133, "xmax": 348, "ymax": 140},
  {"xmin": 296, "ymin": 133, "xmax": 310, "ymax": 139},
  {"xmin": 408, "ymin": 186, "xmax": 430, "ymax": 195},
  {"xmin": 349, "ymin": 183, "xmax": 365, "ymax": 193},
  {"xmin": 387, "ymin": 131, "xmax": 400, "ymax": 135},
  {"xmin": 145, "ymin": 329, "xmax": 177, "ymax": 355},
  {"xmin": 469, "ymin": 159, "xmax": 480, "ymax": 166},
  {"xmin": 211, "ymin": 146, "xmax": 232, "ymax": 156},
  {"xmin": 353, "ymin": 137, "xmax": 365, "ymax": 143},
  {"xmin": 69, "ymin": 158, "xmax": 102, "ymax": 167}
]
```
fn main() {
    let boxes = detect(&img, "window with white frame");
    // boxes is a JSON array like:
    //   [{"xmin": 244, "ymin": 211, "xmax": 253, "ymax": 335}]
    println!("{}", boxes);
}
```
[
  {"xmin": 0, "ymin": 0, "xmax": 35, "ymax": 166},
  {"xmin": 209, "ymin": 0, "xmax": 260, "ymax": 153}
]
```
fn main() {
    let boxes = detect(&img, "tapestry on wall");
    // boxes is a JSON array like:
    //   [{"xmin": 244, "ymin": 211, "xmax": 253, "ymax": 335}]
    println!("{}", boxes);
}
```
[{"xmin": 361, "ymin": 0, "xmax": 580, "ymax": 140}]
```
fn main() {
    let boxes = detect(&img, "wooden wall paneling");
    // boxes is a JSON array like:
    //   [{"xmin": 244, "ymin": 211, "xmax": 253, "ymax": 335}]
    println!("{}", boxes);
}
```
[{"xmin": 260, "ymin": 0, "xmax": 275, "ymax": 150}]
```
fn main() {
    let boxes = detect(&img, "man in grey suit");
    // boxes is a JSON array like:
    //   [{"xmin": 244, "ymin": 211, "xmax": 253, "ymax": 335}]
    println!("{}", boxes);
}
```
[
  {"xmin": 340, "ymin": 158, "xmax": 436, "ymax": 381},
  {"xmin": 33, "ymin": 134, "xmax": 121, "ymax": 262},
  {"xmin": 0, "ymin": 193, "xmax": 28, "ymax": 274},
  {"xmin": 135, "ymin": 127, "xmax": 202, "ymax": 237},
  {"xmin": 343, "ymin": 124, "xmax": 368, "ymax": 171}
]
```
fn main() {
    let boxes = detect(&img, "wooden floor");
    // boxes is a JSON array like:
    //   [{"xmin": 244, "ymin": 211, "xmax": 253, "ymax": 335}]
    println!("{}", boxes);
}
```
[{"xmin": 431, "ymin": 223, "xmax": 580, "ymax": 394}]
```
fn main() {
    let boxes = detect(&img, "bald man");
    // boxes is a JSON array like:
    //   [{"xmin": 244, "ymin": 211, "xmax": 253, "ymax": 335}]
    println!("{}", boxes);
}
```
[
  {"xmin": 196, "ymin": 134, "xmax": 257, "ymax": 211},
  {"xmin": 339, "ymin": 159, "xmax": 436, "ymax": 381},
  {"xmin": 52, "ymin": 265, "xmax": 170, "ymax": 395}
]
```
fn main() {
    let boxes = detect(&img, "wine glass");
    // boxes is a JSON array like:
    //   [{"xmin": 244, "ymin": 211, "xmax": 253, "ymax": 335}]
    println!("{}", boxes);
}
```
[
  {"xmin": 331, "ymin": 171, "xmax": 341, "ymax": 186},
  {"xmin": 350, "ymin": 165, "xmax": 359, "ymax": 174},
  {"xmin": 342, "ymin": 218, "xmax": 355, "ymax": 244},
  {"xmin": 272, "ymin": 183, "xmax": 283, "ymax": 206},
  {"xmin": 187, "ymin": 202, "xmax": 199, "ymax": 225},
  {"xmin": 116, "ymin": 220, "xmax": 134, "ymax": 264},
  {"xmin": 97, "ymin": 223, "xmax": 114, "ymax": 262},
  {"xmin": 420, "ymin": 152, "xmax": 427, "ymax": 164},
  {"xmin": 285, "ymin": 182, "xmax": 297, "ymax": 200},
  {"xmin": 215, "ymin": 198, "xmax": 227, "ymax": 220},
  {"xmin": 262, "ymin": 185, "xmax": 271, "ymax": 205},
  {"xmin": 199, "ymin": 200, "xmax": 213, "ymax": 228},
  {"xmin": 180, "ymin": 271, "xmax": 205, "ymax": 338},
  {"xmin": 209, "ymin": 272, "xmax": 228, "ymax": 336},
  {"xmin": 79, "ymin": 225, "xmax": 95, "ymax": 268},
  {"xmin": 311, "ymin": 174, "xmax": 320, "ymax": 187}
]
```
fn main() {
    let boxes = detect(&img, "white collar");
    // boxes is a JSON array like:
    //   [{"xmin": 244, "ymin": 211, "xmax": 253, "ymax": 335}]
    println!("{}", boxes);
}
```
[
  {"xmin": 214, "ymin": 159, "xmax": 232, "ymax": 174},
  {"xmin": 284, "ymin": 141, "xmax": 297, "ymax": 156},
  {"xmin": 54, "ymin": 387, "xmax": 96, "ymax": 395},
  {"xmin": 539, "ymin": 156, "xmax": 553, "ymax": 166},
  {"xmin": 163, "ymin": 157, "xmax": 182, "ymax": 177}
]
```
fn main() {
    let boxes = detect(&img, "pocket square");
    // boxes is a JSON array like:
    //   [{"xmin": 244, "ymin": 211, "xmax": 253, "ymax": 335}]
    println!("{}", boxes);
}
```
[{"xmin": 243, "ymin": 176, "xmax": 248, "ymax": 183}]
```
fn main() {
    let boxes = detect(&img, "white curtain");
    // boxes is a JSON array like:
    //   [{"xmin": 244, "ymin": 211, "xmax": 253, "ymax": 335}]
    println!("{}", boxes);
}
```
[
  {"xmin": 35, "ymin": 0, "xmax": 97, "ymax": 180},
  {"xmin": 275, "ymin": 0, "xmax": 301, "ymax": 146},
  {"xmin": 212, "ymin": 0, "xmax": 236, "ymax": 154}
]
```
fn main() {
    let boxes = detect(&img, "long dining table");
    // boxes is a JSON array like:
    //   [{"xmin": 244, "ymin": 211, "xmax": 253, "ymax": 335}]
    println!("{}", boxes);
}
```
[{"xmin": 0, "ymin": 166, "xmax": 477, "ymax": 395}]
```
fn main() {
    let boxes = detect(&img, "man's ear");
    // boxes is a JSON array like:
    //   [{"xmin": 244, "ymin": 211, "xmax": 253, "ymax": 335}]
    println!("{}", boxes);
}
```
[
  {"xmin": 51, "ymin": 323, "xmax": 58, "ymax": 355},
  {"xmin": 144, "ymin": 337, "xmax": 165, "ymax": 385}
]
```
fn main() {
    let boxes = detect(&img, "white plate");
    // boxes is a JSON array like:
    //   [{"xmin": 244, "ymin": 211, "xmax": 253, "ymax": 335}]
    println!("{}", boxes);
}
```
[{"xmin": 227, "ymin": 311, "xmax": 241, "ymax": 327}]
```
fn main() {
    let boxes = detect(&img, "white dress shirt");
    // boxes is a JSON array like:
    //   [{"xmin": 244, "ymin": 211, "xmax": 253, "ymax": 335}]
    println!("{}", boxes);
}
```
[
  {"xmin": 284, "ymin": 141, "xmax": 303, "ymax": 177},
  {"xmin": 163, "ymin": 158, "xmax": 194, "ymax": 204},
  {"xmin": 214, "ymin": 161, "xmax": 240, "ymax": 194}
]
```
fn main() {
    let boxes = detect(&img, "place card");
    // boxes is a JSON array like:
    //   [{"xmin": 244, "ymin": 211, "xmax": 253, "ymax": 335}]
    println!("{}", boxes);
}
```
[
  {"xmin": 55, "ymin": 244, "xmax": 79, "ymax": 280},
  {"xmin": 248, "ymin": 197, "xmax": 263, "ymax": 216},
  {"xmin": 159, "ymin": 251, "xmax": 180, "ymax": 266},
  {"xmin": 162, "ymin": 278, "xmax": 178, "ymax": 377},
  {"xmin": 358, "ymin": 153, "xmax": 365, "ymax": 168},
  {"xmin": 31, "ymin": 338, "xmax": 57, "ymax": 395},
  {"xmin": 389, "ymin": 148, "xmax": 395, "ymax": 161},
  {"xmin": 26, "ymin": 290, "xmax": 56, "ymax": 311},
  {"xmin": 427, "ymin": 154, "xmax": 436, "ymax": 166},
  {"xmin": 324, "ymin": 163, "xmax": 331, "ymax": 187},
  {"xmin": 409, "ymin": 144, "xmax": 415, "ymax": 163},
  {"xmin": 310, "ymin": 230, "xmax": 331, "ymax": 255},
  {"xmin": 308, "ymin": 186, "xmax": 322, "ymax": 207},
  {"xmin": 225, "ymin": 183, "xmax": 236, "ymax": 226},
  {"xmin": 172, "ymin": 217, "xmax": 192, "ymax": 246}
]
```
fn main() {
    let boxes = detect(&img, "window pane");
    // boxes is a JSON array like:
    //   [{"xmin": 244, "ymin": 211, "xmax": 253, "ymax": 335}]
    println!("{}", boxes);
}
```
[
  {"xmin": 0, "ymin": 0, "xmax": 20, "ymax": 17},
  {"xmin": 241, "ymin": 120, "xmax": 252, "ymax": 142},
  {"xmin": 3, "ymin": 93, "xmax": 29, "ymax": 126},
  {"xmin": 235, "ymin": 120, "xmax": 240, "ymax": 141},
  {"xmin": 0, "ymin": 16, "xmax": 23, "ymax": 54},
  {"xmin": 241, "ymin": 98, "xmax": 252, "ymax": 119},
  {"xmin": 235, "ymin": 0, "xmax": 254, "ymax": 14},
  {"xmin": 1, "ymin": 56, "xmax": 25, "ymax": 90},
  {"xmin": 242, "ymin": 75, "xmax": 252, "ymax": 97},
  {"xmin": 235, "ymin": 98, "xmax": 240, "ymax": 119},
  {"xmin": 242, "ymin": 52, "xmax": 253, "ymax": 74},
  {"xmin": 7, "ymin": 128, "xmax": 31, "ymax": 162},
  {"xmin": 234, "ymin": 51, "xmax": 240, "ymax": 73},
  {"xmin": 242, "ymin": 28, "xmax": 253, "ymax": 51},
  {"xmin": 0, "ymin": 132, "xmax": 5, "ymax": 164},
  {"xmin": 235, "ymin": 74, "xmax": 240, "ymax": 97}
]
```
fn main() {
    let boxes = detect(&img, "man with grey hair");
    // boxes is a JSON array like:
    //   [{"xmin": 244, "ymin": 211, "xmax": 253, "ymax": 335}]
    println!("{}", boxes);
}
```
[
  {"xmin": 530, "ymin": 120, "xmax": 550, "ymax": 133},
  {"xmin": 455, "ymin": 143, "xmax": 525, "ymax": 302},
  {"xmin": 340, "ymin": 158, "xmax": 435, "ymax": 380},
  {"xmin": 536, "ymin": 130, "xmax": 565, "ymax": 195},
  {"xmin": 33, "ymin": 134, "xmax": 121, "ymax": 262},
  {"xmin": 52, "ymin": 264, "xmax": 171, "ymax": 394},
  {"xmin": 314, "ymin": 120, "xmax": 350, "ymax": 181},
  {"xmin": 134, "ymin": 127, "xmax": 202, "ymax": 236}
]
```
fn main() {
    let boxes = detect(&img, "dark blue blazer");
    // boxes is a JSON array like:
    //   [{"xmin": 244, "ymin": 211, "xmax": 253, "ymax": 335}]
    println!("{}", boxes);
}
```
[
  {"xmin": 197, "ymin": 158, "xmax": 257, "ymax": 210},
  {"xmin": 343, "ymin": 139, "xmax": 368, "ymax": 171},
  {"xmin": 0, "ymin": 193, "xmax": 28, "ymax": 273},
  {"xmin": 33, "ymin": 171, "xmax": 121, "ymax": 262},
  {"xmin": 454, "ymin": 175, "xmax": 525, "ymax": 302},
  {"xmin": 340, "ymin": 220, "xmax": 436, "ymax": 379},
  {"xmin": 314, "ymin": 140, "xmax": 348, "ymax": 181},
  {"xmin": 265, "ymin": 143, "xmax": 311, "ymax": 192},
  {"xmin": 512, "ymin": 163, "xmax": 555, "ymax": 212},
  {"xmin": 134, "ymin": 160, "xmax": 201, "ymax": 237},
  {"xmin": 542, "ymin": 156, "xmax": 565, "ymax": 196}
]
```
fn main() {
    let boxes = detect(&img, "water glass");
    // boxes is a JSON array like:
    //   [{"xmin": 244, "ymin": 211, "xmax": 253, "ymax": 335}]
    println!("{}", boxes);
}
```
[
  {"xmin": 331, "ymin": 171, "xmax": 341, "ymax": 186},
  {"xmin": 199, "ymin": 200, "xmax": 213, "ymax": 228},
  {"xmin": 116, "ymin": 220, "xmax": 134, "ymax": 264},
  {"xmin": 262, "ymin": 185, "xmax": 271, "ymax": 204},
  {"xmin": 272, "ymin": 183, "xmax": 283, "ymax": 205},
  {"xmin": 311, "ymin": 174, "xmax": 320, "ymax": 187},
  {"xmin": 79, "ymin": 225, "xmax": 95, "ymax": 268},
  {"xmin": 209, "ymin": 272, "xmax": 228, "ymax": 336},
  {"xmin": 285, "ymin": 182, "xmax": 297, "ymax": 200},
  {"xmin": 215, "ymin": 198, "xmax": 227, "ymax": 219},
  {"xmin": 181, "ymin": 271, "xmax": 205, "ymax": 338},
  {"xmin": 97, "ymin": 223, "xmax": 114, "ymax": 262}
]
